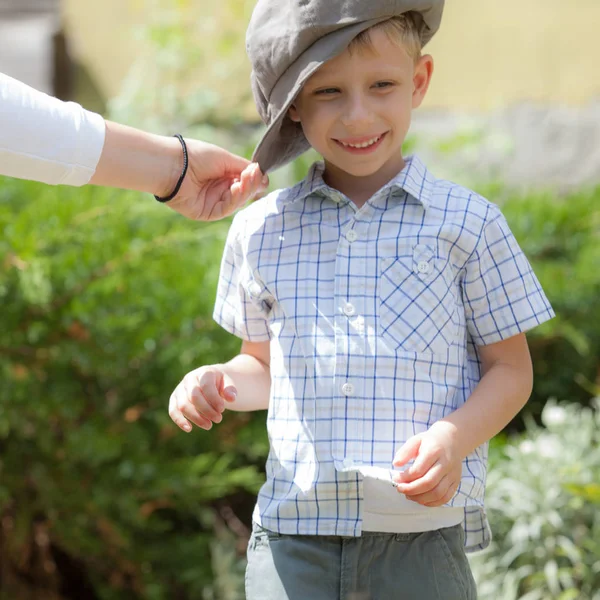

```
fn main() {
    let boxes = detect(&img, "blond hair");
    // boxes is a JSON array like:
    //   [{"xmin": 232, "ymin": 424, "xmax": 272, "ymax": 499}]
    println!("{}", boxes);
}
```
[{"xmin": 349, "ymin": 13, "xmax": 423, "ymax": 60}]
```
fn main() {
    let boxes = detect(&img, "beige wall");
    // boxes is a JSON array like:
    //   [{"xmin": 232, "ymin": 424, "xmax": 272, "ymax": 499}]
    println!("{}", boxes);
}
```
[
  {"xmin": 425, "ymin": 0, "xmax": 600, "ymax": 109},
  {"xmin": 62, "ymin": 0, "xmax": 139, "ymax": 101},
  {"xmin": 63, "ymin": 0, "xmax": 600, "ymax": 112}
]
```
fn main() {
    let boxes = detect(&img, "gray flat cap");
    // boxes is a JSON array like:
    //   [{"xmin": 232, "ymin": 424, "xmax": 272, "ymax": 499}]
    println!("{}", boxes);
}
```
[{"xmin": 247, "ymin": 0, "xmax": 444, "ymax": 173}]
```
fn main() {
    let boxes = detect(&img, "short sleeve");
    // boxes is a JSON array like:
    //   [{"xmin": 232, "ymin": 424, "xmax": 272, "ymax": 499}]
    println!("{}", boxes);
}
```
[
  {"xmin": 462, "ymin": 210, "xmax": 554, "ymax": 346},
  {"xmin": 212, "ymin": 214, "xmax": 272, "ymax": 342}
]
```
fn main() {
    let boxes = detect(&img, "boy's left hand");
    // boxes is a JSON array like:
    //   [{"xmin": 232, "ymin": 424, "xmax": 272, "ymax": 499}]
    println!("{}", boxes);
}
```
[{"xmin": 392, "ymin": 421, "xmax": 463, "ymax": 507}]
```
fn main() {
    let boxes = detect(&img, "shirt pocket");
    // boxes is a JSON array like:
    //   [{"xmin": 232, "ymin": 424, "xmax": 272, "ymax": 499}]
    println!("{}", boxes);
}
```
[{"xmin": 378, "ymin": 243, "xmax": 458, "ymax": 354}]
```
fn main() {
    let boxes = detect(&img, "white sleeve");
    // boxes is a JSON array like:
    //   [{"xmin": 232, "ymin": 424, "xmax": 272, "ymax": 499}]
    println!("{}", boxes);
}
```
[{"xmin": 0, "ymin": 73, "xmax": 106, "ymax": 186}]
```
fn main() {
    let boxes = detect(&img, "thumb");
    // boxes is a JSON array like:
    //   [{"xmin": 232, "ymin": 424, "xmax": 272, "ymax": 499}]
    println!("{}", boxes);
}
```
[
  {"xmin": 393, "ymin": 434, "xmax": 423, "ymax": 467},
  {"xmin": 219, "ymin": 372, "xmax": 238, "ymax": 403},
  {"xmin": 220, "ymin": 150, "xmax": 252, "ymax": 175}
]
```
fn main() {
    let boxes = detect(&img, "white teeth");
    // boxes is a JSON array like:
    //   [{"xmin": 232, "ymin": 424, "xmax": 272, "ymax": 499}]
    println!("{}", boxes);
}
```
[{"xmin": 340, "ymin": 135, "xmax": 381, "ymax": 149}]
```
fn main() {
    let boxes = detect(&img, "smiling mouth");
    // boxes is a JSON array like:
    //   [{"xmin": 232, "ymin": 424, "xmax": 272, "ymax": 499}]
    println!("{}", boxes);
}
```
[{"xmin": 334, "ymin": 132, "xmax": 388, "ymax": 152}]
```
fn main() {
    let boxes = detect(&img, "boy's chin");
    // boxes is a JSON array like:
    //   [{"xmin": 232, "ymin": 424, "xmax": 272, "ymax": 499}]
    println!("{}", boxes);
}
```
[{"xmin": 325, "ymin": 159, "xmax": 390, "ymax": 179}]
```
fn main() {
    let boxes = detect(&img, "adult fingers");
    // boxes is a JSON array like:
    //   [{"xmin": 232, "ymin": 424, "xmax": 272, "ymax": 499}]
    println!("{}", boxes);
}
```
[
  {"xmin": 219, "ymin": 148, "xmax": 252, "ymax": 174},
  {"xmin": 206, "ymin": 177, "xmax": 247, "ymax": 221},
  {"xmin": 226, "ymin": 163, "xmax": 267, "ymax": 212}
]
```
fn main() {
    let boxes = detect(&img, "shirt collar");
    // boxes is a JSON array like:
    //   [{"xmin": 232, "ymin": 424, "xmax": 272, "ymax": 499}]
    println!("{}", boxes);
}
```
[
  {"xmin": 278, "ymin": 154, "xmax": 434, "ymax": 210},
  {"xmin": 382, "ymin": 154, "xmax": 434, "ymax": 211}
]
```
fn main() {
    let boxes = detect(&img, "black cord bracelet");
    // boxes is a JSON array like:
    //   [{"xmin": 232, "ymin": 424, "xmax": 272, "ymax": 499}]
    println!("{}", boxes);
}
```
[{"xmin": 154, "ymin": 134, "xmax": 188, "ymax": 203}]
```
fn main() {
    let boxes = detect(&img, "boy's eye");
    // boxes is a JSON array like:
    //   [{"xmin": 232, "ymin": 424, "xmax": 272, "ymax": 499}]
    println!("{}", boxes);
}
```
[
  {"xmin": 314, "ymin": 88, "xmax": 340, "ymax": 95},
  {"xmin": 373, "ymin": 81, "xmax": 394, "ymax": 89}
]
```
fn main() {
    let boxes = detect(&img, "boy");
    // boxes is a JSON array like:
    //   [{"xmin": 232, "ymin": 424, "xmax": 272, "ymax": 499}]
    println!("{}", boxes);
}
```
[{"xmin": 169, "ymin": 1, "xmax": 555, "ymax": 598}]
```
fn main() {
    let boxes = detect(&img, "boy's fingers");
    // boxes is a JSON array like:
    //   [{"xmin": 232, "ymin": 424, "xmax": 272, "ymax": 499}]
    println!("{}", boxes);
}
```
[
  {"xmin": 399, "ymin": 448, "xmax": 438, "ymax": 483},
  {"xmin": 222, "ymin": 387, "xmax": 237, "ymax": 402},
  {"xmin": 220, "ymin": 372, "xmax": 238, "ymax": 403},
  {"xmin": 180, "ymin": 402, "xmax": 214, "ymax": 431},
  {"xmin": 404, "ymin": 473, "xmax": 450, "ymax": 505},
  {"xmin": 190, "ymin": 388, "xmax": 222, "ymax": 423},
  {"xmin": 192, "ymin": 371, "xmax": 226, "ymax": 419},
  {"xmin": 395, "ymin": 462, "xmax": 442, "ymax": 496},
  {"xmin": 168, "ymin": 398, "xmax": 192, "ymax": 432},
  {"xmin": 169, "ymin": 385, "xmax": 204, "ymax": 432},
  {"xmin": 422, "ymin": 479, "xmax": 458, "ymax": 507},
  {"xmin": 392, "ymin": 434, "xmax": 423, "ymax": 467}
]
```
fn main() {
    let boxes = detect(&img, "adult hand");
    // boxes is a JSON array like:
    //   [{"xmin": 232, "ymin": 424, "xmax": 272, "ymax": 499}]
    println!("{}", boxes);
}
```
[
  {"xmin": 167, "ymin": 140, "xmax": 269, "ymax": 221},
  {"xmin": 90, "ymin": 122, "xmax": 269, "ymax": 219},
  {"xmin": 392, "ymin": 421, "xmax": 463, "ymax": 507}
]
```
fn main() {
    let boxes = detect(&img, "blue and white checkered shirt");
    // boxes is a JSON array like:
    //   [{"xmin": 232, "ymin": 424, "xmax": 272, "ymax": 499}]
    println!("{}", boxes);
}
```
[{"xmin": 213, "ymin": 155, "xmax": 554, "ymax": 552}]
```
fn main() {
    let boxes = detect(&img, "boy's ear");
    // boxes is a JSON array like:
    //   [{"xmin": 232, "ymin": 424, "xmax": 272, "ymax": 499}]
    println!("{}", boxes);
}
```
[
  {"xmin": 412, "ymin": 54, "xmax": 434, "ymax": 110},
  {"xmin": 288, "ymin": 104, "xmax": 301, "ymax": 123}
]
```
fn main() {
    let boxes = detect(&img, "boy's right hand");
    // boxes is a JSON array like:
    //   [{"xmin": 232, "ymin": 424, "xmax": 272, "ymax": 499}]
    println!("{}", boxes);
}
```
[{"xmin": 168, "ymin": 365, "xmax": 238, "ymax": 432}]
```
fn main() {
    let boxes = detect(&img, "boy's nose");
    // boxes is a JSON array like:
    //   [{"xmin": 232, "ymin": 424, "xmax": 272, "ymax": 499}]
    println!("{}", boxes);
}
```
[{"xmin": 340, "ymin": 96, "xmax": 374, "ymax": 130}]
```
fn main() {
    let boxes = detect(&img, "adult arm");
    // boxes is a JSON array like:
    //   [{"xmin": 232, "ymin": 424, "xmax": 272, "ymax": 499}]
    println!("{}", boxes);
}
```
[
  {"xmin": 0, "ymin": 72, "xmax": 104, "ymax": 186},
  {"xmin": 0, "ymin": 73, "xmax": 268, "ymax": 219}
]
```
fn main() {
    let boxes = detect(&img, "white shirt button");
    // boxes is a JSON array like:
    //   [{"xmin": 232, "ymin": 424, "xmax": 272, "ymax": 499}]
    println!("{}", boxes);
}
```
[
  {"xmin": 346, "ymin": 230, "xmax": 358, "ymax": 243},
  {"xmin": 248, "ymin": 281, "xmax": 262, "ymax": 297},
  {"xmin": 417, "ymin": 261, "xmax": 431, "ymax": 274},
  {"xmin": 343, "ymin": 303, "xmax": 355, "ymax": 316},
  {"xmin": 350, "ymin": 315, "xmax": 365, "ymax": 333},
  {"xmin": 341, "ymin": 382, "xmax": 354, "ymax": 396}
]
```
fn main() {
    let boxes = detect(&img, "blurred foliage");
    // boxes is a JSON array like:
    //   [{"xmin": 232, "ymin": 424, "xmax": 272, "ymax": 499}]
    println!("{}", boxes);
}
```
[
  {"xmin": 1, "ymin": 1, "xmax": 598, "ymax": 598},
  {"xmin": 0, "ymin": 179, "xmax": 268, "ymax": 599},
  {"xmin": 1, "ymin": 177, "xmax": 598, "ymax": 598},
  {"xmin": 499, "ymin": 188, "xmax": 600, "ymax": 423},
  {"xmin": 108, "ymin": 0, "xmax": 258, "ymax": 133},
  {"xmin": 470, "ymin": 399, "xmax": 600, "ymax": 600}
]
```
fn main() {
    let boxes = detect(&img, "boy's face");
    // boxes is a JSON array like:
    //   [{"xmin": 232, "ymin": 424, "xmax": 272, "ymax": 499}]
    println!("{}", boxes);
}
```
[{"xmin": 289, "ymin": 27, "xmax": 433, "ymax": 196}]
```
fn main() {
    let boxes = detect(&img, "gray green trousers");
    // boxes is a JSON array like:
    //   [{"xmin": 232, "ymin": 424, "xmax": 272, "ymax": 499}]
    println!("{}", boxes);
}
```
[{"xmin": 245, "ymin": 522, "xmax": 477, "ymax": 600}]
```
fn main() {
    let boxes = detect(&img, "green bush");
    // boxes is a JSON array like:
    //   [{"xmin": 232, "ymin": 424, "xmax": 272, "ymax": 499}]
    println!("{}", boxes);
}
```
[
  {"xmin": 470, "ymin": 399, "xmax": 600, "ymax": 600},
  {"xmin": 498, "ymin": 187, "xmax": 600, "ymax": 426},
  {"xmin": 0, "ymin": 178, "xmax": 267, "ymax": 599},
  {"xmin": 1, "ymin": 173, "xmax": 598, "ymax": 599}
]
